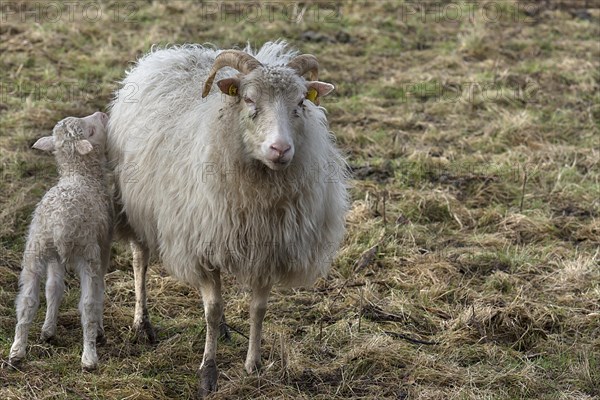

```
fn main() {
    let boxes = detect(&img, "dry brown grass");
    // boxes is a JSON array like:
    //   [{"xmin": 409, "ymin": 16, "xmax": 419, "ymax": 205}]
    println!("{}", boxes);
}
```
[{"xmin": 1, "ymin": 1, "xmax": 599, "ymax": 399}]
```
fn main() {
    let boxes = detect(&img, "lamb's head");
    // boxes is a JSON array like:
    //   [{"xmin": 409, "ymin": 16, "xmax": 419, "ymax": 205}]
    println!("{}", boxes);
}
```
[
  {"xmin": 202, "ymin": 51, "xmax": 334, "ymax": 170},
  {"xmin": 33, "ymin": 112, "xmax": 109, "ymax": 156}
]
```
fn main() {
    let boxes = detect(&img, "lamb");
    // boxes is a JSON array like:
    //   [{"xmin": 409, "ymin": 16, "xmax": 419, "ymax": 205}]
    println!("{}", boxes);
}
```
[
  {"xmin": 108, "ymin": 41, "xmax": 348, "ymax": 396},
  {"xmin": 9, "ymin": 112, "xmax": 113, "ymax": 371}
]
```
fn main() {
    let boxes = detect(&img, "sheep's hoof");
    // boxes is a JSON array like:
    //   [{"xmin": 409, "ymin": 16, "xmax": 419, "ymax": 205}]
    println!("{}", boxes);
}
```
[
  {"xmin": 8, "ymin": 346, "xmax": 25, "ymax": 368},
  {"xmin": 132, "ymin": 319, "xmax": 157, "ymax": 344},
  {"xmin": 7, "ymin": 357, "xmax": 23, "ymax": 370},
  {"xmin": 244, "ymin": 358, "xmax": 262, "ymax": 375},
  {"xmin": 40, "ymin": 330, "xmax": 58, "ymax": 345},
  {"xmin": 198, "ymin": 359, "xmax": 218, "ymax": 398}
]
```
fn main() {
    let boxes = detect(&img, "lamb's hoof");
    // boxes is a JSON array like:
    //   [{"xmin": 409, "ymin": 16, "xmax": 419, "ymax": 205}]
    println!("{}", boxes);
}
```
[
  {"xmin": 132, "ymin": 319, "xmax": 157, "ymax": 344},
  {"xmin": 198, "ymin": 359, "xmax": 218, "ymax": 398},
  {"xmin": 81, "ymin": 354, "xmax": 98, "ymax": 372},
  {"xmin": 82, "ymin": 348, "xmax": 98, "ymax": 372},
  {"xmin": 82, "ymin": 362, "xmax": 98, "ymax": 372},
  {"xmin": 244, "ymin": 358, "xmax": 262, "ymax": 375}
]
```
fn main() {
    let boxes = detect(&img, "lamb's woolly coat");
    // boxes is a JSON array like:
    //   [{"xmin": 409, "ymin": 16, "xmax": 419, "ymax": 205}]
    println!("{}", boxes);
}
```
[
  {"xmin": 25, "ymin": 118, "xmax": 112, "ymax": 267},
  {"xmin": 9, "ymin": 116, "xmax": 113, "ymax": 370},
  {"xmin": 108, "ymin": 42, "xmax": 348, "ymax": 289}
]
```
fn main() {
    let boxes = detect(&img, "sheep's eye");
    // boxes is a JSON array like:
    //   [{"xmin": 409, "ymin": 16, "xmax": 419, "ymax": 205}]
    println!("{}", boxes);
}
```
[
  {"xmin": 245, "ymin": 98, "xmax": 258, "ymax": 119},
  {"xmin": 298, "ymin": 99, "xmax": 304, "ymax": 107}
]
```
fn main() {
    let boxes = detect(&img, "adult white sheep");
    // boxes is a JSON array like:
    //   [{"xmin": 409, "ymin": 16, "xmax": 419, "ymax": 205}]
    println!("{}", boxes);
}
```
[
  {"xmin": 9, "ymin": 112, "xmax": 112, "ymax": 371},
  {"xmin": 108, "ymin": 41, "xmax": 348, "ymax": 396}
]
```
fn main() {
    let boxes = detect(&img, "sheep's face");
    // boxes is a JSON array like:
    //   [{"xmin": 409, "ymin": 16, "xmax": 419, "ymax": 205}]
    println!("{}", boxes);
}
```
[
  {"xmin": 33, "ymin": 112, "xmax": 109, "ymax": 156},
  {"xmin": 217, "ymin": 68, "xmax": 334, "ymax": 171}
]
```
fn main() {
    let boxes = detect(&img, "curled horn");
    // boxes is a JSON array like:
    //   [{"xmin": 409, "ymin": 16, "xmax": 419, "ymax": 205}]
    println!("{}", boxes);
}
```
[
  {"xmin": 202, "ymin": 50, "xmax": 263, "ymax": 98},
  {"xmin": 286, "ymin": 54, "xmax": 319, "ymax": 81}
]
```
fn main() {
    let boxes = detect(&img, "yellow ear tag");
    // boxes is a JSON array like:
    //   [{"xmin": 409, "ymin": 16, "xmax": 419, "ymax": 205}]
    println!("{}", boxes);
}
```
[
  {"xmin": 228, "ymin": 84, "xmax": 238, "ymax": 96},
  {"xmin": 306, "ymin": 88, "xmax": 319, "ymax": 104}
]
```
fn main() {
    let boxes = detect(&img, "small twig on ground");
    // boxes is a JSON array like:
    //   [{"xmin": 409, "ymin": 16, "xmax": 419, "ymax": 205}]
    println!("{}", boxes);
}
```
[
  {"xmin": 319, "ymin": 318, "xmax": 323, "ymax": 343},
  {"xmin": 316, "ymin": 280, "xmax": 391, "ymax": 293},
  {"xmin": 316, "ymin": 281, "xmax": 366, "ymax": 292},
  {"xmin": 382, "ymin": 189, "xmax": 388, "ymax": 225},
  {"xmin": 358, "ymin": 287, "xmax": 363, "ymax": 333},
  {"xmin": 294, "ymin": 3, "xmax": 307, "ymax": 23},
  {"xmin": 223, "ymin": 323, "xmax": 249, "ymax": 341},
  {"xmin": 520, "ymin": 164, "xmax": 528, "ymax": 212},
  {"xmin": 280, "ymin": 333, "xmax": 288, "ymax": 376},
  {"xmin": 354, "ymin": 244, "xmax": 379, "ymax": 274},
  {"xmin": 1, "ymin": 359, "xmax": 24, "ymax": 372},
  {"xmin": 330, "ymin": 244, "xmax": 378, "ymax": 304},
  {"xmin": 65, "ymin": 386, "xmax": 93, "ymax": 400},
  {"xmin": 384, "ymin": 331, "xmax": 438, "ymax": 346}
]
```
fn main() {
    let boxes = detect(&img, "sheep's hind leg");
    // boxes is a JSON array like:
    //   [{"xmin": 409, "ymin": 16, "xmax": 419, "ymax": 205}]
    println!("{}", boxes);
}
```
[
  {"xmin": 197, "ymin": 269, "xmax": 223, "ymax": 398},
  {"xmin": 78, "ymin": 258, "xmax": 101, "ymax": 371},
  {"xmin": 9, "ymin": 258, "xmax": 44, "ymax": 366},
  {"xmin": 130, "ymin": 240, "xmax": 156, "ymax": 343},
  {"xmin": 245, "ymin": 284, "xmax": 271, "ymax": 374},
  {"xmin": 40, "ymin": 259, "xmax": 65, "ymax": 343}
]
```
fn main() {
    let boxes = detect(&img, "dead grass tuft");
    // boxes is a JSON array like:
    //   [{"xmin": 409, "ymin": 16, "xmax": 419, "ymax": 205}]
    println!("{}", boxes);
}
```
[
  {"xmin": 499, "ymin": 212, "xmax": 557, "ymax": 244},
  {"xmin": 449, "ymin": 300, "xmax": 552, "ymax": 351},
  {"xmin": 458, "ymin": 17, "xmax": 493, "ymax": 61}
]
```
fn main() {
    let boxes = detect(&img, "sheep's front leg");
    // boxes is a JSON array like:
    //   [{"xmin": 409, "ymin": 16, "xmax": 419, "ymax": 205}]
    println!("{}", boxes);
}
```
[
  {"xmin": 130, "ymin": 240, "xmax": 156, "ymax": 343},
  {"xmin": 9, "ymin": 260, "xmax": 44, "ymax": 366},
  {"xmin": 40, "ymin": 259, "xmax": 66, "ymax": 342},
  {"xmin": 78, "ymin": 260, "xmax": 102, "ymax": 371},
  {"xmin": 198, "ymin": 270, "xmax": 223, "ymax": 398},
  {"xmin": 245, "ymin": 284, "xmax": 271, "ymax": 374}
]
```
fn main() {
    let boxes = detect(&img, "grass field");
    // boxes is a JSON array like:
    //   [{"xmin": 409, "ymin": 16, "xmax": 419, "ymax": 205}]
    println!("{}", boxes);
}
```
[{"xmin": 1, "ymin": 1, "xmax": 599, "ymax": 399}]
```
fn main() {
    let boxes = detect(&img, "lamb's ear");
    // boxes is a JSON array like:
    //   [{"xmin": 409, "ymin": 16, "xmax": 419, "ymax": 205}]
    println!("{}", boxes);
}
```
[
  {"xmin": 305, "ymin": 81, "xmax": 335, "ymax": 105},
  {"xmin": 75, "ymin": 140, "xmax": 93, "ymax": 155},
  {"xmin": 32, "ymin": 136, "xmax": 55, "ymax": 152},
  {"xmin": 216, "ymin": 78, "xmax": 241, "ymax": 96}
]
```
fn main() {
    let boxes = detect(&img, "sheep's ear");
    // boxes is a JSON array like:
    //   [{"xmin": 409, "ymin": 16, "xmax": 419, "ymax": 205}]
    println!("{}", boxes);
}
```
[
  {"xmin": 305, "ymin": 81, "xmax": 335, "ymax": 105},
  {"xmin": 32, "ymin": 136, "xmax": 55, "ymax": 152},
  {"xmin": 75, "ymin": 140, "xmax": 93, "ymax": 155},
  {"xmin": 216, "ymin": 78, "xmax": 240, "ymax": 96}
]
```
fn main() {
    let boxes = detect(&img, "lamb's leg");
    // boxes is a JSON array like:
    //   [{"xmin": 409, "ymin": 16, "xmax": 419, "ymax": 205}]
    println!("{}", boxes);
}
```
[
  {"xmin": 130, "ymin": 240, "xmax": 156, "ymax": 343},
  {"xmin": 198, "ymin": 270, "xmax": 223, "ymax": 398},
  {"xmin": 40, "ymin": 259, "xmax": 65, "ymax": 342},
  {"xmin": 9, "ymin": 258, "xmax": 44, "ymax": 366},
  {"xmin": 78, "ymin": 259, "xmax": 101, "ymax": 371},
  {"xmin": 245, "ymin": 284, "xmax": 271, "ymax": 374}
]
